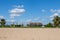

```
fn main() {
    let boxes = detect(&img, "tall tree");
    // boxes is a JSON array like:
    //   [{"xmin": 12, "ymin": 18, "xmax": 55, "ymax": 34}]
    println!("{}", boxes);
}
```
[
  {"xmin": 0, "ymin": 19, "xmax": 6, "ymax": 27},
  {"xmin": 53, "ymin": 16, "xmax": 60, "ymax": 27}
]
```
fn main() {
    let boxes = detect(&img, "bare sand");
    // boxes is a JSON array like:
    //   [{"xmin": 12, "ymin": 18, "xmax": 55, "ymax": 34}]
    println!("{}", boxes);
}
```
[{"xmin": 0, "ymin": 28, "xmax": 60, "ymax": 40}]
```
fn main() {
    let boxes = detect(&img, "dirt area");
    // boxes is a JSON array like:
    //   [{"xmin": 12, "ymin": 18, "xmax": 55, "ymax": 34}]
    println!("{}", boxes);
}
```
[{"xmin": 0, "ymin": 28, "xmax": 60, "ymax": 40}]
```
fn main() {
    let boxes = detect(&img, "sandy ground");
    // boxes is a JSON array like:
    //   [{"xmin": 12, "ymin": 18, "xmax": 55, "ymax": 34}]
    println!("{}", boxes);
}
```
[{"xmin": 0, "ymin": 28, "xmax": 60, "ymax": 40}]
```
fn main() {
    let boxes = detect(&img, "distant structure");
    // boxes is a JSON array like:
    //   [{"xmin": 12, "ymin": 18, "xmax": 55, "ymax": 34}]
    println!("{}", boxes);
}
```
[{"xmin": 27, "ymin": 22, "xmax": 43, "ymax": 27}]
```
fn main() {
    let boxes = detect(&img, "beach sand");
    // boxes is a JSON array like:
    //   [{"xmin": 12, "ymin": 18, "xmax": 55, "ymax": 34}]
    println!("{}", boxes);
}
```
[{"xmin": 0, "ymin": 28, "xmax": 60, "ymax": 40}]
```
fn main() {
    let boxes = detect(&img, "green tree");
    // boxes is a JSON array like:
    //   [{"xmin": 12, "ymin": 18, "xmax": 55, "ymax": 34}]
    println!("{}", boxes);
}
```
[
  {"xmin": 0, "ymin": 19, "xmax": 6, "ymax": 27},
  {"xmin": 53, "ymin": 16, "xmax": 60, "ymax": 27},
  {"xmin": 45, "ymin": 23, "xmax": 53, "ymax": 28}
]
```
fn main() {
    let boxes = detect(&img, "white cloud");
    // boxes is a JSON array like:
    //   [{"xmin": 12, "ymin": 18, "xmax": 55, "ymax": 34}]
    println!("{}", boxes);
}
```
[
  {"xmin": 41, "ymin": 9, "xmax": 46, "ymax": 12},
  {"xmin": 50, "ymin": 9, "xmax": 60, "ymax": 20},
  {"xmin": 53, "ymin": 13, "xmax": 58, "ymax": 16},
  {"xmin": 50, "ymin": 13, "xmax": 58, "ymax": 18},
  {"xmin": 9, "ymin": 8, "xmax": 25, "ymax": 14},
  {"xmin": 50, "ymin": 9, "xmax": 60, "ymax": 13},
  {"xmin": 9, "ymin": 5, "xmax": 26, "ymax": 18},
  {"xmin": 0, "ymin": 16, "xmax": 4, "ymax": 19},
  {"xmin": 6, "ymin": 20, "xmax": 15, "ymax": 23},
  {"xmin": 50, "ymin": 9, "xmax": 57, "ymax": 13},
  {"xmin": 10, "ymin": 14, "xmax": 20, "ymax": 18},
  {"xmin": 57, "ymin": 9, "xmax": 60, "ymax": 13},
  {"xmin": 50, "ymin": 13, "xmax": 59, "ymax": 20},
  {"xmin": 13, "ymin": 5, "xmax": 24, "ymax": 8}
]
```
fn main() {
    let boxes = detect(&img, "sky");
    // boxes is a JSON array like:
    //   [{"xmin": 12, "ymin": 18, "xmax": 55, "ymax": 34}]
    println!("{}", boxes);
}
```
[{"xmin": 0, "ymin": 0, "xmax": 60, "ymax": 25}]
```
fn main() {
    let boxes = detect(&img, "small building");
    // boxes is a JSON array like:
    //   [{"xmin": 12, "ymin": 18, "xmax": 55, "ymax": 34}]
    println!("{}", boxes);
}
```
[{"xmin": 27, "ymin": 22, "xmax": 43, "ymax": 27}]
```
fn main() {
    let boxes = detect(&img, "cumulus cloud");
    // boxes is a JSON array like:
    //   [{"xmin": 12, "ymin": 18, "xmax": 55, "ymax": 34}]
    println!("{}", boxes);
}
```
[
  {"xmin": 50, "ymin": 13, "xmax": 59, "ymax": 20},
  {"xmin": 50, "ymin": 13, "xmax": 58, "ymax": 18},
  {"xmin": 9, "ymin": 8, "xmax": 25, "ymax": 14},
  {"xmin": 0, "ymin": 16, "xmax": 4, "ymax": 19},
  {"xmin": 9, "ymin": 5, "xmax": 26, "ymax": 18},
  {"xmin": 50, "ymin": 9, "xmax": 60, "ymax": 20},
  {"xmin": 53, "ymin": 13, "xmax": 58, "ymax": 16}
]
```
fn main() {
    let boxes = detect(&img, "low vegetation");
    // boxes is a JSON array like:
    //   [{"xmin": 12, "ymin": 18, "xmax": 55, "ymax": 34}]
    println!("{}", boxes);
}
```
[{"xmin": 0, "ymin": 16, "xmax": 60, "ymax": 28}]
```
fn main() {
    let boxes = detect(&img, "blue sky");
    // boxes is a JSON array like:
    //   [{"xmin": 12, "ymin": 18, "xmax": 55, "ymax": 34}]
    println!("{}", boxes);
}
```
[{"xmin": 0, "ymin": 0, "xmax": 60, "ymax": 25}]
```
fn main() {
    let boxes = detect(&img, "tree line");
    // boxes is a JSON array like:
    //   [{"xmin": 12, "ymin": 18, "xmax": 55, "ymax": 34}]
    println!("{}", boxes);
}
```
[{"xmin": 0, "ymin": 16, "xmax": 60, "ymax": 28}]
